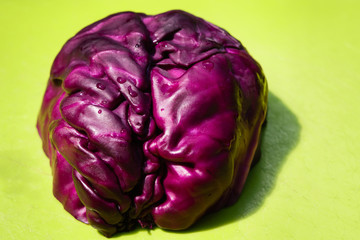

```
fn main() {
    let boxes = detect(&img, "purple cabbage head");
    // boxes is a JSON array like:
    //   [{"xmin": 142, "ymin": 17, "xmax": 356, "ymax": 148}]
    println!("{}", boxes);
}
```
[{"xmin": 37, "ymin": 10, "xmax": 268, "ymax": 237}]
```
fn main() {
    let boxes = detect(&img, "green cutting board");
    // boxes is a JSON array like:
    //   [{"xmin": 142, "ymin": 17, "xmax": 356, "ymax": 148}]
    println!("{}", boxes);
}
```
[{"xmin": 1, "ymin": 0, "xmax": 359, "ymax": 239}]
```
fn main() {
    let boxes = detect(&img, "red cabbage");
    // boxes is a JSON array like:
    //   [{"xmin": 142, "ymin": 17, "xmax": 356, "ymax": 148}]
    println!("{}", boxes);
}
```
[{"xmin": 37, "ymin": 10, "xmax": 268, "ymax": 237}]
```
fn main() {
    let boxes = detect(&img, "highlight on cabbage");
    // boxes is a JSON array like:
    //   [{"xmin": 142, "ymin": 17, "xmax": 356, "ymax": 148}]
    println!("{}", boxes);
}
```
[{"xmin": 37, "ymin": 10, "xmax": 267, "ymax": 237}]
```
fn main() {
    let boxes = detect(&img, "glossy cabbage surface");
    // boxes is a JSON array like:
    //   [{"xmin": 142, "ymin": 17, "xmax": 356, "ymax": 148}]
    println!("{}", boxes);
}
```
[{"xmin": 37, "ymin": 10, "xmax": 267, "ymax": 237}]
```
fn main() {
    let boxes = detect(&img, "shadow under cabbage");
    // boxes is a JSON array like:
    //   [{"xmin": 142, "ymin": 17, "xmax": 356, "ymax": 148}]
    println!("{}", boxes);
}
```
[{"xmin": 175, "ymin": 91, "xmax": 301, "ymax": 233}]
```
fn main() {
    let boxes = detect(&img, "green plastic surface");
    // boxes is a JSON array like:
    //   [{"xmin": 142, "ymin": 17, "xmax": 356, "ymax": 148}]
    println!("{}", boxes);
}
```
[{"xmin": 1, "ymin": 0, "xmax": 359, "ymax": 239}]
